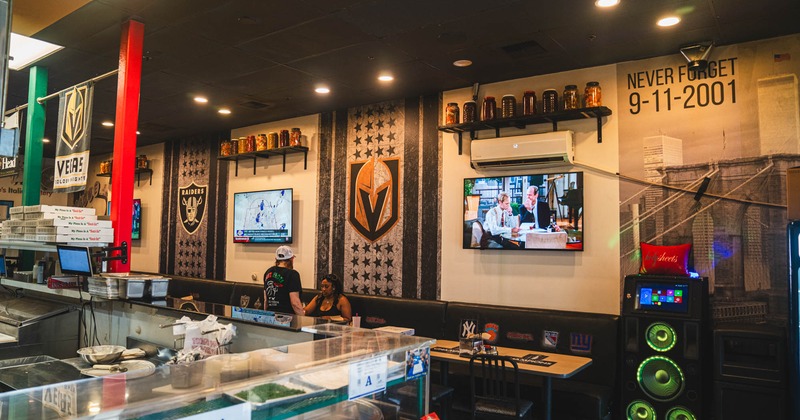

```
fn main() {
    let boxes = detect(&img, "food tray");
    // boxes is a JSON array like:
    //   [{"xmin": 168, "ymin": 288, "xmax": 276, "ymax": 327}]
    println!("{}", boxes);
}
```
[{"xmin": 224, "ymin": 378, "xmax": 324, "ymax": 410}]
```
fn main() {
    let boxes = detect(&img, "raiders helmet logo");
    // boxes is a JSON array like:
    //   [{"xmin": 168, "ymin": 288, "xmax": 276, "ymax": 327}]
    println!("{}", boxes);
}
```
[
  {"xmin": 348, "ymin": 156, "xmax": 400, "ymax": 243},
  {"xmin": 179, "ymin": 182, "xmax": 208, "ymax": 234}
]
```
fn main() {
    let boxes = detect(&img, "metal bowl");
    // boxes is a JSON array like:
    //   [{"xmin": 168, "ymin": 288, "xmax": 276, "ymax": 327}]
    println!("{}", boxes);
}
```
[{"xmin": 77, "ymin": 345, "xmax": 126, "ymax": 364}]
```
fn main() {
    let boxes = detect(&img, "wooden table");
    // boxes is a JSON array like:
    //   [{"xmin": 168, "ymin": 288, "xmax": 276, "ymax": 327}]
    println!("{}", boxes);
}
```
[{"xmin": 430, "ymin": 340, "xmax": 592, "ymax": 420}]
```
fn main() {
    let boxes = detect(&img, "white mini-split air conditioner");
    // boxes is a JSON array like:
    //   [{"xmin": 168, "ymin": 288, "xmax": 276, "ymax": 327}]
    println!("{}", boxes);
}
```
[{"xmin": 470, "ymin": 130, "xmax": 574, "ymax": 170}]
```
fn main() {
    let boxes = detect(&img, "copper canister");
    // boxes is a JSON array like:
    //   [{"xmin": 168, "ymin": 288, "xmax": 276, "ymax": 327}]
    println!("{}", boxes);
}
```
[
  {"xmin": 290, "ymin": 128, "xmax": 302, "ymax": 147},
  {"xmin": 255, "ymin": 134, "xmax": 268, "ymax": 151},
  {"xmin": 220, "ymin": 139, "xmax": 232, "ymax": 156},
  {"xmin": 279, "ymin": 130, "xmax": 290, "ymax": 148},
  {"xmin": 267, "ymin": 132, "xmax": 278, "ymax": 149}
]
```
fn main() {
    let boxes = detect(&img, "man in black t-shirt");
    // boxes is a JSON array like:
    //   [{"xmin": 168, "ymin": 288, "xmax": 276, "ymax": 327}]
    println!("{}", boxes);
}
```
[{"xmin": 263, "ymin": 246, "xmax": 304, "ymax": 315}]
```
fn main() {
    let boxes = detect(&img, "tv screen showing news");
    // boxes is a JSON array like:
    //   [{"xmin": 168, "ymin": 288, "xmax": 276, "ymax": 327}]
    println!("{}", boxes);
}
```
[
  {"xmin": 463, "ymin": 171, "xmax": 583, "ymax": 251},
  {"xmin": 635, "ymin": 282, "xmax": 690, "ymax": 314},
  {"xmin": 233, "ymin": 188, "xmax": 293, "ymax": 243},
  {"xmin": 56, "ymin": 245, "xmax": 94, "ymax": 276}
]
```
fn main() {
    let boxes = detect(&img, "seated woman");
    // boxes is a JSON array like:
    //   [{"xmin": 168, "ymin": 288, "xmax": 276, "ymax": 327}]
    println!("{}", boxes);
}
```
[{"xmin": 304, "ymin": 274, "xmax": 352, "ymax": 322}]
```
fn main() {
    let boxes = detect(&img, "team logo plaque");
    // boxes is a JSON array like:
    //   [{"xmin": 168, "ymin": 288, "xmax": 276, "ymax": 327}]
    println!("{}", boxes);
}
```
[
  {"xmin": 348, "ymin": 156, "xmax": 400, "ymax": 243},
  {"xmin": 179, "ymin": 182, "xmax": 208, "ymax": 234}
]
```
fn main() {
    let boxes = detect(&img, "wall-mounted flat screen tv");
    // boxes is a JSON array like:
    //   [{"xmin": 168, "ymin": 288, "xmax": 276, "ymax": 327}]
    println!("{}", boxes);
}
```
[
  {"xmin": 132, "ymin": 198, "xmax": 142, "ymax": 240},
  {"xmin": 463, "ymin": 171, "xmax": 583, "ymax": 251},
  {"xmin": 233, "ymin": 188, "xmax": 293, "ymax": 243}
]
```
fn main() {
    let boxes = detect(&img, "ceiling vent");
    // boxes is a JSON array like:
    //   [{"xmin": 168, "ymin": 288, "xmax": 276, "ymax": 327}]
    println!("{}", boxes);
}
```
[
  {"xmin": 239, "ymin": 100, "xmax": 271, "ymax": 109},
  {"xmin": 500, "ymin": 40, "xmax": 546, "ymax": 59}
]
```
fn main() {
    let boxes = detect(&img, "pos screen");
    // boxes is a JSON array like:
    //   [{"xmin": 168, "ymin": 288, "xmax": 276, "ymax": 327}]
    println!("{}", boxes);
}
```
[
  {"xmin": 635, "ymin": 282, "xmax": 690, "ymax": 314},
  {"xmin": 56, "ymin": 245, "xmax": 94, "ymax": 276}
]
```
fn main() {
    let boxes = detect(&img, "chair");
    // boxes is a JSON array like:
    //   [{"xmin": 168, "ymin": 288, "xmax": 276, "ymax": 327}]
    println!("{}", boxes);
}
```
[
  {"xmin": 394, "ymin": 382, "xmax": 455, "ymax": 420},
  {"xmin": 469, "ymin": 354, "xmax": 534, "ymax": 419}
]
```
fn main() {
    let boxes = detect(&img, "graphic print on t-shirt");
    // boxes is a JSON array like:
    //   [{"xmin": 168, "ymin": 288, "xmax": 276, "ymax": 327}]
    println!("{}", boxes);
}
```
[{"xmin": 265, "ymin": 271, "xmax": 285, "ymax": 308}]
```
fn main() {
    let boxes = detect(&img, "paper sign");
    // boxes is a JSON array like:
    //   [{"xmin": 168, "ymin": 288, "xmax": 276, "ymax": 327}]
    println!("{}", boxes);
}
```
[
  {"xmin": 41, "ymin": 382, "xmax": 77, "ymax": 417},
  {"xmin": 405, "ymin": 347, "xmax": 430, "ymax": 381},
  {"xmin": 348, "ymin": 355, "xmax": 388, "ymax": 400}
]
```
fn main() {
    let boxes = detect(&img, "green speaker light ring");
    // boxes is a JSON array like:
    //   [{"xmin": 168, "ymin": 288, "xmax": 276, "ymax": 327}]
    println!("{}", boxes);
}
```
[
  {"xmin": 637, "ymin": 356, "xmax": 685, "ymax": 401},
  {"xmin": 626, "ymin": 400, "xmax": 656, "ymax": 420},
  {"xmin": 666, "ymin": 406, "xmax": 697, "ymax": 420},
  {"xmin": 646, "ymin": 322, "xmax": 677, "ymax": 352}
]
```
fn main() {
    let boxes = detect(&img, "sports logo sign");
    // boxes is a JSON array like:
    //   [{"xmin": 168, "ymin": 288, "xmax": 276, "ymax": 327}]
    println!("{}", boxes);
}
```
[
  {"xmin": 483, "ymin": 323, "xmax": 500, "ymax": 344},
  {"xmin": 179, "ymin": 182, "xmax": 207, "ymax": 234},
  {"xmin": 348, "ymin": 156, "xmax": 399, "ymax": 242},
  {"xmin": 54, "ymin": 82, "xmax": 94, "ymax": 192}
]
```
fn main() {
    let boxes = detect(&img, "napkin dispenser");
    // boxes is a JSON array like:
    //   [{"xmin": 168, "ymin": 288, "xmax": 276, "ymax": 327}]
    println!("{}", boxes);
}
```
[{"xmin": 459, "ymin": 336, "xmax": 483, "ymax": 357}]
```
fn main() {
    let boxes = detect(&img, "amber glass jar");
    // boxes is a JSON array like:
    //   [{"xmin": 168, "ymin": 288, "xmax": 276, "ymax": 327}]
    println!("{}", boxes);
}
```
[
  {"xmin": 290, "ymin": 128, "xmax": 302, "ymax": 147},
  {"xmin": 137, "ymin": 155, "xmax": 148, "ymax": 169},
  {"xmin": 230, "ymin": 139, "xmax": 239, "ymax": 155},
  {"xmin": 267, "ymin": 132, "xmax": 278, "ymax": 149},
  {"xmin": 542, "ymin": 89, "xmax": 558, "ymax": 113},
  {"xmin": 501, "ymin": 94, "xmax": 516, "ymax": 118},
  {"xmin": 522, "ymin": 91, "xmax": 537, "ymax": 115},
  {"xmin": 481, "ymin": 96, "xmax": 497, "ymax": 121},
  {"xmin": 463, "ymin": 101, "xmax": 477, "ymax": 123},
  {"xmin": 245, "ymin": 135, "xmax": 256, "ymax": 153},
  {"xmin": 584, "ymin": 81, "xmax": 602, "ymax": 107},
  {"xmin": 563, "ymin": 85, "xmax": 579, "ymax": 110},
  {"xmin": 279, "ymin": 130, "xmax": 290, "ymax": 148},
  {"xmin": 445, "ymin": 103, "xmax": 460, "ymax": 125},
  {"xmin": 255, "ymin": 134, "xmax": 268, "ymax": 151},
  {"xmin": 237, "ymin": 136, "xmax": 247, "ymax": 154},
  {"xmin": 220, "ymin": 139, "xmax": 232, "ymax": 156}
]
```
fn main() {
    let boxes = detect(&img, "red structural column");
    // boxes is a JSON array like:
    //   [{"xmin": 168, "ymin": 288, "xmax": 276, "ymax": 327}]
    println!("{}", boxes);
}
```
[{"xmin": 109, "ymin": 20, "xmax": 144, "ymax": 272}]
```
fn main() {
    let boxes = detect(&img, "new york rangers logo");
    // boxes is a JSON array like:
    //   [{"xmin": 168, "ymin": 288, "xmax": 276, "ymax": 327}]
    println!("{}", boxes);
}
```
[
  {"xmin": 483, "ymin": 323, "xmax": 500, "ymax": 344},
  {"xmin": 349, "ymin": 156, "xmax": 400, "ymax": 242},
  {"xmin": 179, "ymin": 182, "xmax": 208, "ymax": 234}
]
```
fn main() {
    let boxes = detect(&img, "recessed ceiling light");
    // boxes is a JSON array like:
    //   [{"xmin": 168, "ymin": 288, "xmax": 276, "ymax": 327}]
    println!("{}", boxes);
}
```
[
  {"xmin": 453, "ymin": 59, "xmax": 473, "ymax": 67},
  {"xmin": 315, "ymin": 87, "xmax": 331, "ymax": 94},
  {"xmin": 102, "ymin": 121, "xmax": 114, "ymax": 127},
  {"xmin": 657, "ymin": 16, "xmax": 681, "ymax": 27},
  {"xmin": 378, "ymin": 74, "xmax": 394, "ymax": 82},
  {"xmin": 8, "ymin": 33, "xmax": 63, "ymax": 71},
  {"xmin": 136, "ymin": 131, "xmax": 141, "ymax": 135},
  {"xmin": 194, "ymin": 96, "xmax": 208, "ymax": 103},
  {"xmin": 42, "ymin": 138, "xmax": 50, "ymax": 143},
  {"xmin": 218, "ymin": 108, "xmax": 231, "ymax": 114},
  {"xmin": 595, "ymin": 0, "xmax": 619, "ymax": 7}
]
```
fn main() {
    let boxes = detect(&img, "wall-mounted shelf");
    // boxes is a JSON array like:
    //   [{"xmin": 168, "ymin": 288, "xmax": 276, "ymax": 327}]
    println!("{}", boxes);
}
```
[
  {"xmin": 217, "ymin": 146, "xmax": 309, "ymax": 176},
  {"xmin": 438, "ymin": 106, "xmax": 612, "ymax": 154},
  {"xmin": 97, "ymin": 168, "xmax": 153, "ymax": 186}
]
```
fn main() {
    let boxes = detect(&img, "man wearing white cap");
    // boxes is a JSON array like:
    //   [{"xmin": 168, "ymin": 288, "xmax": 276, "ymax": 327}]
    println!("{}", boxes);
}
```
[{"xmin": 263, "ymin": 245, "xmax": 304, "ymax": 315}]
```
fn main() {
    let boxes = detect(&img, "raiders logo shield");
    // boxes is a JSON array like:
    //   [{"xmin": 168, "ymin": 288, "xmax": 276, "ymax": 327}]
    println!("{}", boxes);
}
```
[
  {"xmin": 348, "ymin": 156, "xmax": 400, "ymax": 243},
  {"xmin": 179, "ymin": 182, "xmax": 208, "ymax": 234},
  {"xmin": 60, "ymin": 85, "xmax": 90, "ymax": 150}
]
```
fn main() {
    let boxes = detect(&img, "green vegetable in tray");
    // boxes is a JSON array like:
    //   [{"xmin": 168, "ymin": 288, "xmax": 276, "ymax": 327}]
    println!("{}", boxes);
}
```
[{"xmin": 236, "ymin": 383, "xmax": 305, "ymax": 403}]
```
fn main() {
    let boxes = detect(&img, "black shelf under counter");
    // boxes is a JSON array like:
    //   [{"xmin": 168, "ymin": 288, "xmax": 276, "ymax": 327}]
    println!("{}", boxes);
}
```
[
  {"xmin": 438, "ymin": 106, "xmax": 612, "ymax": 154},
  {"xmin": 217, "ymin": 145, "xmax": 309, "ymax": 176},
  {"xmin": 96, "ymin": 168, "xmax": 153, "ymax": 186}
]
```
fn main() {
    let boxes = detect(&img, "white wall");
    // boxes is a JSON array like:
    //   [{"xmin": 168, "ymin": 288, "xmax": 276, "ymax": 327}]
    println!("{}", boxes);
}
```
[
  {"xmin": 226, "ymin": 115, "xmax": 320, "ymax": 289},
  {"xmin": 441, "ymin": 65, "xmax": 621, "ymax": 314}
]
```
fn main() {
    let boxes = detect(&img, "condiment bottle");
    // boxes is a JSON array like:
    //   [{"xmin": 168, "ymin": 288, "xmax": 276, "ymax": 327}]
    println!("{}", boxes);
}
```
[
  {"xmin": 501, "ymin": 94, "xmax": 516, "ymax": 118},
  {"xmin": 481, "ymin": 96, "xmax": 497, "ymax": 121},
  {"xmin": 463, "ymin": 101, "xmax": 477, "ymax": 123},
  {"xmin": 290, "ymin": 128, "xmax": 302, "ymax": 147},
  {"xmin": 542, "ymin": 89, "xmax": 558, "ymax": 113},
  {"xmin": 522, "ymin": 91, "xmax": 537, "ymax": 115},
  {"xmin": 584, "ymin": 81, "xmax": 602, "ymax": 107},
  {"xmin": 563, "ymin": 85, "xmax": 578, "ymax": 110}
]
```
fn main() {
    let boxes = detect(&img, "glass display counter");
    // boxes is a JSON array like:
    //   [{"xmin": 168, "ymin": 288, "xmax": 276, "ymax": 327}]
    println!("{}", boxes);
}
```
[{"xmin": 0, "ymin": 325, "xmax": 435, "ymax": 419}]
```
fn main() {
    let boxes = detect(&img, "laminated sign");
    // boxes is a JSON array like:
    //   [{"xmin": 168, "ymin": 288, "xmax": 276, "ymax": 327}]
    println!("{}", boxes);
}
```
[{"xmin": 54, "ymin": 82, "xmax": 94, "ymax": 193}]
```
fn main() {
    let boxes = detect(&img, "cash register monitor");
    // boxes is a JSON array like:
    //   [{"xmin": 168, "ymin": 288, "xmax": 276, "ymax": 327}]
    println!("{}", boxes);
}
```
[{"xmin": 56, "ymin": 245, "xmax": 94, "ymax": 276}]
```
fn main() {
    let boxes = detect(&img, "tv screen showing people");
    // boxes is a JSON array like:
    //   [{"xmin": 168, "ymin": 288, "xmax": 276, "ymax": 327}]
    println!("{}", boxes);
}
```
[
  {"xmin": 233, "ymin": 188, "xmax": 293, "ymax": 243},
  {"xmin": 463, "ymin": 171, "xmax": 583, "ymax": 251}
]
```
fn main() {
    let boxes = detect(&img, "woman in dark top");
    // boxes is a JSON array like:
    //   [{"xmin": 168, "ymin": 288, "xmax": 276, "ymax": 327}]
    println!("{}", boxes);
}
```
[{"xmin": 304, "ymin": 274, "xmax": 352, "ymax": 322}]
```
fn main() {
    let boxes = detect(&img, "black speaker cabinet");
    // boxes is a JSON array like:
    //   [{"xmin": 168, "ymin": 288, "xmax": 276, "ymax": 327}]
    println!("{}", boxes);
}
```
[{"xmin": 621, "ymin": 274, "xmax": 710, "ymax": 420}]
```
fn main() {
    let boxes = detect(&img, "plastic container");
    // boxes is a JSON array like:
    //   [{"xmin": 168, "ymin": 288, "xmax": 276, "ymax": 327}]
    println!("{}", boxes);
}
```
[
  {"xmin": 170, "ymin": 362, "xmax": 204, "ymax": 389},
  {"xmin": 118, "ymin": 278, "xmax": 145, "ymax": 299},
  {"xmin": 584, "ymin": 81, "xmax": 602, "ymax": 107},
  {"xmin": 148, "ymin": 278, "xmax": 170, "ymax": 298},
  {"xmin": 563, "ymin": 85, "xmax": 579, "ymax": 110}
]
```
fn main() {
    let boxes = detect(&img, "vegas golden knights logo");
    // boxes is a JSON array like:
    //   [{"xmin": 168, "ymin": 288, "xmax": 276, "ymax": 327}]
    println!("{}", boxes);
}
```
[
  {"xmin": 179, "ymin": 182, "xmax": 208, "ymax": 234},
  {"xmin": 349, "ymin": 156, "xmax": 400, "ymax": 243},
  {"xmin": 60, "ymin": 85, "xmax": 90, "ymax": 150}
]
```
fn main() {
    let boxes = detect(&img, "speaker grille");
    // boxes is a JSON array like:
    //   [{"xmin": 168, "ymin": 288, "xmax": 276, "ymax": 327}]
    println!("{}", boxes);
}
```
[
  {"xmin": 638, "ymin": 356, "xmax": 685, "ymax": 401},
  {"xmin": 646, "ymin": 322, "xmax": 677, "ymax": 352},
  {"xmin": 666, "ymin": 406, "xmax": 697, "ymax": 420},
  {"xmin": 626, "ymin": 400, "xmax": 656, "ymax": 420}
]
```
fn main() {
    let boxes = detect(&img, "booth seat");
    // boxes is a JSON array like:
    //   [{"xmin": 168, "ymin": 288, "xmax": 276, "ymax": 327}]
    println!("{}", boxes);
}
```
[{"xmin": 443, "ymin": 302, "xmax": 618, "ymax": 420}]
